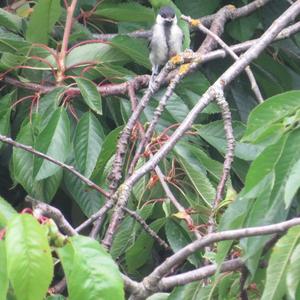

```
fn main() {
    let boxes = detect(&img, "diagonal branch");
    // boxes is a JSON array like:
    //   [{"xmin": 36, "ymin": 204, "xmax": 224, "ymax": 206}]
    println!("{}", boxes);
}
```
[
  {"xmin": 104, "ymin": 0, "xmax": 300, "ymax": 256},
  {"xmin": 0, "ymin": 134, "xmax": 109, "ymax": 198}
]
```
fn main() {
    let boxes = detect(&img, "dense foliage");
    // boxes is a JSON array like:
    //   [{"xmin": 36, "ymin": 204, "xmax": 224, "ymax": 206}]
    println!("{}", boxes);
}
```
[{"xmin": 0, "ymin": 0, "xmax": 300, "ymax": 299}]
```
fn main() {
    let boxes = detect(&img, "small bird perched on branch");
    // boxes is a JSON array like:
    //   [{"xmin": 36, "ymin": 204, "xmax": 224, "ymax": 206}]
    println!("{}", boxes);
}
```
[{"xmin": 149, "ymin": 6, "xmax": 183, "ymax": 90}]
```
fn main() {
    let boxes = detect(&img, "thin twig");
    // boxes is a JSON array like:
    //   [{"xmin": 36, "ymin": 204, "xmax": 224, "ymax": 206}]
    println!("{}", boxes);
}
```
[
  {"xmin": 122, "ymin": 207, "xmax": 170, "ymax": 251},
  {"xmin": 0, "ymin": 135, "xmax": 109, "ymax": 197},
  {"xmin": 184, "ymin": 16, "xmax": 263, "ymax": 103}
]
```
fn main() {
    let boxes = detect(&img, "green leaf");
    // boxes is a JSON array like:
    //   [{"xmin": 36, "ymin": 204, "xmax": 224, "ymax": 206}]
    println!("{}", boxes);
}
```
[
  {"xmin": 65, "ymin": 43, "xmax": 129, "ymax": 69},
  {"xmin": 287, "ymin": 243, "xmax": 300, "ymax": 300},
  {"xmin": 0, "ymin": 32, "xmax": 30, "ymax": 54},
  {"xmin": 175, "ymin": 147, "xmax": 215, "ymax": 206},
  {"xmin": 26, "ymin": 0, "xmax": 61, "ymax": 44},
  {"xmin": 0, "ymin": 240, "xmax": 8, "ymax": 300},
  {"xmin": 0, "ymin": 92, "xmax": 13, "ymax": 149},
  {"xmin": 91, "ymin": 126, "xmax": 123, "ymax": 183},
  {"xmin": 95, "ymin": 3, "xmax": 154, "ymax": 22},
  {"xmin": 12, "ymin": 121, "xmax": 36, "ymax": 190},
  {"xmin": 243, "ymin": 134, "xmax": 287, "ymax": 194},
  {"xmin": 146, "ymin": 293, "xmax": 169, "ymax": 300},
  {"xmin": 227, "ymin": 13, "xmax": 259, "ymax": 41},
  {"xmin": 284, "ymin": 158, "xmax": 300, "ymax": 208},
  {"xmin": 12, "ymin": 120, "xmax": 62, "ymax": 202},
  {"xmin": 110, "ymin": 216, "xmax": 135, "ymax": 260},
  {"xmin": 125, "ymin": 218, "xmax": 165, "ymax": 273},
  {"xmin": 74, "ymin": 78, "xmax": 102, "ymax": 115},
  {"xmin": 241, "ymin": 129, "xmax": 300, "ymax": 273},
  {"xmin": 0, "ymin": 9, "xmax": 22, "ymax": 32},
  {"xmin": 58, "ymin": 235, "xmax": 124, "ymax": 300},
  {"xmin": 46, "ymin": 296, "xmax": 65, "ymax": 300},
  {"xmin": 243, "ymin": 91, "xmax": 300, "ymax": 143},
  {"xmin": 33, "ymin": 108, "xmax": 70, "ymax": 180},
  {"xmin": 165, "ymin": 219, "xmax": 201, "ymax": 267},
  {"xmin": 74, "ymin": 112, "xmax": 104, "ymax": 178},
  {"xmin": 168, "ymin": 282, "xmax": 210, "ymax": 300},
  {"xmin": 63, "ymin": 168, "xmax": 104, "ymax": 217},
  {"xmin": 0, "ymin": 197, "xmax": 17, "ymax": 228},
  {"xmin": 175, "ymin": 142, "xmax": 224, "ymax": 183},
  {"xmin": 110, "ymin": 203, "xmax": 155, "ymax": 259},
  {"xmin": 174, "ymin": 0, "xmax": 220, "ymax": 18},
  {"xmin": 5, "ymin": 214, "xmax": 53, "ymax": 300},
  {"xmin": 195, "ymin": 121, "xmax": 263, "ymax": 161},
  {"xmin": 111, "ymin": 36, "xmax": 151, "ymax": 69},
  {"xmin": 38, "ymin": 87, "xmax": 65, "ymax": 122},
  {"xmin": 261, "ymin": 226, "xmax": 300, "ymax": 300}
]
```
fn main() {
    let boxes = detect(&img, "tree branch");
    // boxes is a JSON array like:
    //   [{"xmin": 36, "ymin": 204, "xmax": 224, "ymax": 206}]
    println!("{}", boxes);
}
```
[
  {"xmin": 128, "ymin": 217, "xmax": 300, "ymax": 298},
  {"xmin": 0, "ymin": 134, "xmax": 109, "ymax": 198}
]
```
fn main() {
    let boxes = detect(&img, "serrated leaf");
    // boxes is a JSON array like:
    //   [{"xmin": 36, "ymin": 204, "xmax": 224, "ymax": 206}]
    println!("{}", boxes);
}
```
[
  {"xmin": 165, "ymin": 219, "xmax": 201, "ymax": 267},
  {"xmin": 284, "ymin": 158, "xmax": 300, "ymax": 208},
  {"xmin": 261, "ymin": 226, "xmax": 300, "ymax": 300},
  {"xmin": 0, "ymin": 9, "xmax": 21, "ymax": 32},
  {"xmin": 0, "ymin": 92, "xmax": 13, "ymax": 150},
  {"xmin": 95, "ymin": 3, "xmax": 154, "ymax": 22},
  {"xmin": 58, "ymin": 235, "xmax": 124, "ymax": 300},
  {"xmin": 38, "ymin": 87, "xmax": 65, "ymax": 122},
  {"xmin": 175, "ymin": 152, "xmax": 215, "ymax": 206},
  {"xmin": 195, "ymin": 121, "xmax": 263, "ymax": 161},
  {"xmin": 65, "ymin": 43, "xmax": 129, "ymax": 69},
  {"xmin": 91, "ymin": 126, "xmax": 123, "ymax": 183},
  {"xmin": 5, "ymin": 214, "xmax": 53, "ymax": 300},
  {"xmin": 63, "ymin": 169, "xmax": 103, "ymax": 217},
  {"xmin": 0, "ymin": 32, "xmax": 30, "ymax": 54},
  {"xmin": 243, "ymin": 91, "xmax": 300, "ymax": 143},
  {"xmin": 74, "ymin": 112, "xmax": 104, "ymax": 178},
  {"xmin": 74, "ymin": 78, "xmax": 102, "ymax": 115},
  {"xmin": 0, "ymin": 196, "xmax": 17, "ymax": 228},
  {"xmin": 286, "ymin": 243, "xmax": 300, "ymax": 299},
  {"xmin": 46, "ymin": 296, "xmax": 65, "ymax": 300},
  {"xmin": 125, "ymin": 218, "xmax": 165, "ymax": 272},
  {"xmin": 0, "ymin": 240, "xmax": 8, "ymax": 300},
  {"xmin": 168, "ymin": 282, "xmax": 210, "ymax": 300},
  {"xmin": 110, "ymin": 203, "xmax": 155, "ymax": 260},
  {"xmin": 111, "ymin": 36, "xmax": 151, "ymax": 69},
  {"xmin": 146, "ymin": 293, "xmax": 169, "ymax": 300},
  {"xmin": 12, "ymin": 120, "xmax": 62, "ymax": 202},
  {"xmin": 26, "ymin": 0, "xmax": 61, "ymax": 44},
  {"xmin": 241, "ymin": 129, "xmax": 300, "ymax": 273},
  {"xmin": 33, "ymin": 108, "xmax": 70, "ymax": 180},
  {"xmin": 110, "ymin": 216, "xmax": 135, "ymax": 260}
]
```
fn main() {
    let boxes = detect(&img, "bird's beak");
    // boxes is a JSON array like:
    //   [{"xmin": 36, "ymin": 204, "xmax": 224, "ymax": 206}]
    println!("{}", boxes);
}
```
[{"xmin": 165, "ymin": 18, "xmax": 173, "ymax": 23}]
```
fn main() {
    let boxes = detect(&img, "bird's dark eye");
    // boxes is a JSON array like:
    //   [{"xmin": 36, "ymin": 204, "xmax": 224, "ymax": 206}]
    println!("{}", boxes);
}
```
[
  {"xmin": 171, "ymin": 14, "xmax": 175, "ymax": 18},
  {"xmin": 161, "ymin": 13, "xmax": 166, "ymax": 18}
]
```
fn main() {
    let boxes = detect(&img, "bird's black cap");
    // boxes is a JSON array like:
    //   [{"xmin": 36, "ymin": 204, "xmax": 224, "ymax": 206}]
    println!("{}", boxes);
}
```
[{"xmin": 158, "ymin": 6, "xmax": 175, "ymax": 19}]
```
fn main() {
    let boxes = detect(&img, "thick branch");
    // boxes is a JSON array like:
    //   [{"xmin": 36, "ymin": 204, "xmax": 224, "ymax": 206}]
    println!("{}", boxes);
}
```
[
  {"xmin": 135, "ymin": 217, "xmax": 300, "ymax": 298},
  {"xmin": 159, "ymin": 258, "xmax": 244, "ymax": 290},
  {"xmin": 200, "ymin": 0, "xmax": 273, "ymax": 26},
  {"xmin": 26, "ymin": 196, "xmax": 77, "ymax": 236}
]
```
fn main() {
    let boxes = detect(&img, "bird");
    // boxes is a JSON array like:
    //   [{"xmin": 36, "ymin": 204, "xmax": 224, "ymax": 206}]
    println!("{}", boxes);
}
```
[{"xmin": 149, "ymin": 6, "xmax": 183, "ymax": 90}]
